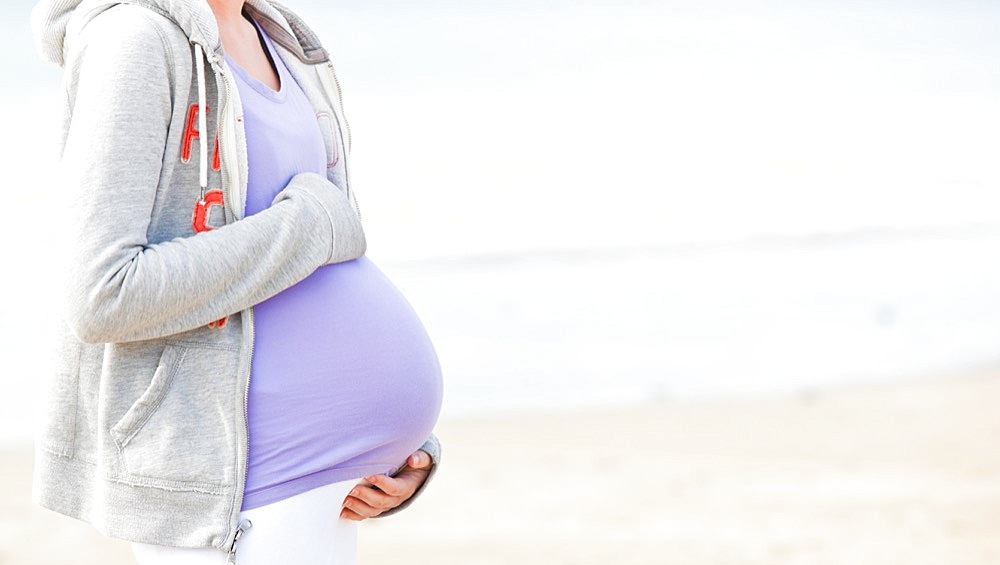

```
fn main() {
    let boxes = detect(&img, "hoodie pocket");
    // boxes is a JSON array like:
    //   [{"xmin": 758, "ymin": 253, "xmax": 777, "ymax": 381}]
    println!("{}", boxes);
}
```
[{"xmin": 110, "ymin": 343, "xmax": 240, "ymax": 491}]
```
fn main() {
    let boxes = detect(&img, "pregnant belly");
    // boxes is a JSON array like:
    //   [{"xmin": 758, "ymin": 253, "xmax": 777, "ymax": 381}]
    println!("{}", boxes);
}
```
[{"xmin": 244, "ymin": 257, "xmax": 443, "ymax": 505}]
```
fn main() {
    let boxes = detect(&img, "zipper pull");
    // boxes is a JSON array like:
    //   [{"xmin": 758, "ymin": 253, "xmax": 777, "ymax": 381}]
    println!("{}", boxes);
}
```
[{"xmin": 226, "ymin": 519, "xmax": 253, "ymax": 565}]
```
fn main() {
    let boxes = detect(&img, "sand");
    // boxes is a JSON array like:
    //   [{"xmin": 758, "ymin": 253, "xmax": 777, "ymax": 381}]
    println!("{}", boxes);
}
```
[{"xmin": 3, "ymin": 373, "xmax": 1000, "ymax": 565}]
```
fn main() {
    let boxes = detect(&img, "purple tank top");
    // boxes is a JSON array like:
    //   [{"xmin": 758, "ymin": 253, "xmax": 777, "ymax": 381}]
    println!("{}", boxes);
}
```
[{"xmin": 228, "ymin": 23, "xmax": 443, "ymax": 510}]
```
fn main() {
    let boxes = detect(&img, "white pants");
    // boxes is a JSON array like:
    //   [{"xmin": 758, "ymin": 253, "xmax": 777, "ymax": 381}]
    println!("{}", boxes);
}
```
[{"xmin": 132, "ymin": 478, "xmax": 360, "ymax": 565}]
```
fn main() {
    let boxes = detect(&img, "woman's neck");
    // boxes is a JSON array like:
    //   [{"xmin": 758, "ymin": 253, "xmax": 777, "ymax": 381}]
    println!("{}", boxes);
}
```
[
  {"xmin": 206, "ymin": 0, "xmax": 281, "ymax": 91},
  {"xmin": 206, "ymin": 0, "xmax": 247, "ymax": 26}
]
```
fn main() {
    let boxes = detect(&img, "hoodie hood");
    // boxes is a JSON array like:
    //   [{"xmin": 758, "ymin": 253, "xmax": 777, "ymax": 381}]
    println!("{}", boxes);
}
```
[
  {"xmin": 30, "ymin": 0, "xmax": 80, "ymax": 65},
  {"xmin": 31, "ymin": 0, "xmax": 329, "ymax": 68},
  {"xmin": 31, "ymin": 0, "xmax": 221, "ymax": 67}
]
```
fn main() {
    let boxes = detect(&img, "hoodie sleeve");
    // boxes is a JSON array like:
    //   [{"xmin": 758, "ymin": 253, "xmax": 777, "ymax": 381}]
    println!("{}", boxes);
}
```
[{"xmin": 59, "ymin": 7, "xmax": 364, "ymax": 344}]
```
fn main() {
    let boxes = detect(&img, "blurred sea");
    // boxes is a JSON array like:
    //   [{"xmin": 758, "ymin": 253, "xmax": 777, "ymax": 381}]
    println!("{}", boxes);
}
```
[{"xmin": 1, "ymin": 0, "xmax": 999, "ymax": 442}]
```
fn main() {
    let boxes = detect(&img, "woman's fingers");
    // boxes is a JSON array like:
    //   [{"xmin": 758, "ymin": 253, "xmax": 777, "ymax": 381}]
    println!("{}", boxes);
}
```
[
  {"xmin": 339, "ymin": 506, "xmax": 366, "ymax": 521},
  {"xmin": 365, "ymin": 473, "xmax": 409, "ymax": 497},
  {"xmin": 339, "ymin": 450, "xmax": 434, "ymax": 521},
  {"xmin": 347, "ymin": 482, "xmax": 396, "ymax": 510},
  {"xmin": 406, "ymin": 450, "xmax": 432, "ymax": 469}
]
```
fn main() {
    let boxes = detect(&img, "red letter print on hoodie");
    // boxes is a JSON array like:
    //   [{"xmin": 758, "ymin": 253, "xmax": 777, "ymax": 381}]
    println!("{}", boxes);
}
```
[{"xmin": 182, "ymin": 102, "xmax": 228, "ymax": 329}]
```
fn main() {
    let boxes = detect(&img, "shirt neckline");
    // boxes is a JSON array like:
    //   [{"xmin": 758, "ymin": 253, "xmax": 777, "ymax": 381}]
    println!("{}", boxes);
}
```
[{"xmin": 224, "ymin": 16, "xmax": 288, "ymax": 103}]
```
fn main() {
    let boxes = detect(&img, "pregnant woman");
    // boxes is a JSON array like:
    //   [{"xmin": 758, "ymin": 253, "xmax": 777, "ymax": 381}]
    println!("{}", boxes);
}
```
[{"xmin": 30, "ymin": 0, "xmax": 443, "ymax": 563}]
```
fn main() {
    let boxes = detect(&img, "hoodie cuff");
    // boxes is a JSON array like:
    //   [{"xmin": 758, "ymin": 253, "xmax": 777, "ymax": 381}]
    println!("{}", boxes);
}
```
[
  {"xmin": 377, "ymin": 434, "xmax": 441, "ymax": 518},
  {"xmin": 277, "ymin": 172, "xmax": 366, "ymax": 264}
]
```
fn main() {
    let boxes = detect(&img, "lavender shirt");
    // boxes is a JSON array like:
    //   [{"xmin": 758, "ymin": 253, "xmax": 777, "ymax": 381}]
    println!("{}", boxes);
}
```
[{"xmin": 229, "ymin": 25, "xmax": 443, "ymax": 510}]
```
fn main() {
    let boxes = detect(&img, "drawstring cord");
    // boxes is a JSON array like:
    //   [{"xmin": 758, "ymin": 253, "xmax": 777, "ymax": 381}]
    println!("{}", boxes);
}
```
[
  {"xmin": 189, "ymin": 43, "xmax": 229, "ymax": 329},
  {"xmin": 194, "ymin": 43, "xmax": 209, "ymax": 202}
]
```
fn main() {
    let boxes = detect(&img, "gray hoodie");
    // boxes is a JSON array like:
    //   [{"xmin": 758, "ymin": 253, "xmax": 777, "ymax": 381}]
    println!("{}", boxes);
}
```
[{"xmin": 31, "ymin": 0, "xmax": 439, "ymax": 551}]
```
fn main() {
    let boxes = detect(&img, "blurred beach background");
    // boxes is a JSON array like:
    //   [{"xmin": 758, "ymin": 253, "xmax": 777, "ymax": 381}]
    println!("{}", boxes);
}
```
[{"xmin": 2, "ymin": 0, "xmax": 1000, "ymax": 563}]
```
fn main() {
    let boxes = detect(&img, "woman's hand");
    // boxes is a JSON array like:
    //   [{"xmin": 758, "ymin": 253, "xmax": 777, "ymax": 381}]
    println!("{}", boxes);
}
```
[{"xmin": 340, "ymin": 450, "xmax": 434, "ymax": 521}]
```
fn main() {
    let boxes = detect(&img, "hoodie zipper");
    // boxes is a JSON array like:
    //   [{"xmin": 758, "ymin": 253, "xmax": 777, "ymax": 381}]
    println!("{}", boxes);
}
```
[
  {"xmin": 220, "ymin": 66, "xmax": 254, "ymax": 556},
  {"xmin": 234, "ymin": 306, "xmax": 254, "ymax": 553},
  {"xmin": 202, "ymin": 38, "xmax": 352, "ymax": 559},
  {"xmin": 323, "ymin": 62, "xmax": 351, "ymax": 151},
  {"xmin": 214, "ymin": 62, "xmax": 246, "ymax": 220},
  {"xmin": 205, "ymin": 49, "xmax": 255, "ymax": 556},
  {"xmin": 318, "ymin": 62, "xmax": 361, "ymax": 221}
]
